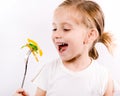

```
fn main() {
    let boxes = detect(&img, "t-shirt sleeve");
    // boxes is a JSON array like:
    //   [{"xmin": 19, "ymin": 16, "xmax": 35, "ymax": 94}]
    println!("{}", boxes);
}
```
[
  {"xmin": 98, "ymin": 66, "xmax": 110, "ymax": 95},
  {"xmin": 113, "ymin": 79, "xmax": 120, "ymax": 92},
  {"xmin": 32, "ymin": 63, "xmax": 50, "ymax": 91}
]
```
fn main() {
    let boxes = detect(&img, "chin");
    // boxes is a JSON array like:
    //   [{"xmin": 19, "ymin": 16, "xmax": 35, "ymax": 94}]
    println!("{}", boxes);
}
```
[
  {"xmin": 61, "ymin": 57, "xmax": 74, "ymax": 63},
  {"xmin": 61, "ymin": 54, "xmax": 81, "ymax": 63},
  {"xmin": 60, "ymin": 57, "xmax": 70, "ymax": 62}
]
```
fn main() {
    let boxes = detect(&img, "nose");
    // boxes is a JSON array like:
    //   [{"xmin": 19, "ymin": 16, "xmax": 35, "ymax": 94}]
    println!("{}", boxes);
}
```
[{"xmin": 52, "ymin": 29, "xmax": 63, "ymax": 39}]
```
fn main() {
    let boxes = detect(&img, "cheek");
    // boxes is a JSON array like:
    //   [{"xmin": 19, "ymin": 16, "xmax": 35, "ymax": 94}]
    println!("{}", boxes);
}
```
[
  {"xmin": 74, "ymin": 34, "xmax": 85, "ymax": 44},
  {"xmin": 70, "ymin": 35, "xmax": 86, "ymax": 50}
]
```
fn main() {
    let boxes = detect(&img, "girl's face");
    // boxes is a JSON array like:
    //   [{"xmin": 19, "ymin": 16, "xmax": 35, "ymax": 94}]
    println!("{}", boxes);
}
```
[{"xmin": 52, "ymin": 7, "xmax": 90, "ymax": 62}]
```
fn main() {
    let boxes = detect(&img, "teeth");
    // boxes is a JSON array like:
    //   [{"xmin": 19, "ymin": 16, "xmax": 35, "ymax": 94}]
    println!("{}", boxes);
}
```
[
  {"xmin": 62, "ymin": 43, "xmax": 65, "ymax": 45},
  {"xmin": 57, "ymin": 42, "xmax": 65, "ymax": 46}
]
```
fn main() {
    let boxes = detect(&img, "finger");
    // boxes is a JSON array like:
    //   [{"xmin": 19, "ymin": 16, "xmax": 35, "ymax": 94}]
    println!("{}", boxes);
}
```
[
  {"xmin": 13, "ymin": 93, "xmax": 23, "ymax": 96},
  {"xmin": 16, "ymin": 88, "xmax": 24, "ymax": 93},
  {"xmin": 15, "ymin": 88, "xmax": 29, "ymax": 96}
]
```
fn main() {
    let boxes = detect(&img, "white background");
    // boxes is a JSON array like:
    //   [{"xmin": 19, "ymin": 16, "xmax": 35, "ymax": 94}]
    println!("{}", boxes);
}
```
[{"xmin": 0, "ymin": 0, "xmax": 120, "ymax": 96}]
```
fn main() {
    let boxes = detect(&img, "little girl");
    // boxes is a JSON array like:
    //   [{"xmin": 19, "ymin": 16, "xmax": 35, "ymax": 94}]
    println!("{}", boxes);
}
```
[{"xmin": 14, "ymin": 0, "xmax": 114, "ymax": 96}]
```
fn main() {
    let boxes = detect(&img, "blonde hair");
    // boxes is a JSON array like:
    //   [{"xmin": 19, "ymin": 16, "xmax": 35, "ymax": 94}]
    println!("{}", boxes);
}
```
[{"xmin": 58, "ymin": 0, "xmax": 114, "ymax": 60}]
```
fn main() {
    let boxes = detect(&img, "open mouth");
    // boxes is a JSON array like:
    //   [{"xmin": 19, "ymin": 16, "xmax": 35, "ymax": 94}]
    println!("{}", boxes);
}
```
[{"xmin": 57, "ymin": 42, "xmax": 68, "ymax": 53}]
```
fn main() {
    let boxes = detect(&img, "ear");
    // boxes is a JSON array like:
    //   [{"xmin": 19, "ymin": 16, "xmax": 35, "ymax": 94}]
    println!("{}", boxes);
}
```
[{"xmin": 83, "ymin": 28, "xmax": 99, "ymax": 44}]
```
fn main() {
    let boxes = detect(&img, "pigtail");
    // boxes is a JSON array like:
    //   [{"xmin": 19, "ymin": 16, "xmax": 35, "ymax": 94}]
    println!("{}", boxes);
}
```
[
  {"xmin": 98, "ymin": 32, "xmax": 114, "ymax": 54},
  {"xmin": 89, "ymin": 32, "xmax": 114, "ymax": 60},
  {"xmin": 89, "ymin": 46, "xmax": 99, "ymax": 60}
]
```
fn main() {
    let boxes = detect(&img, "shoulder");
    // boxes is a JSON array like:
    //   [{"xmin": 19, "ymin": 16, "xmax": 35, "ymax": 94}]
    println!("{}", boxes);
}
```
[
  {"xmin": 33, "ymin": 58, "xmax": 62, "ymax": 78},
  {"xmin": 92, "ymin": 60, "xmax": 109, "ymax": 84},
  {"xmin": 92, "ymin": 60, "xmax": 109, "ymax": 74},
  {"xmin": 92, "ymin": 60, "xmax": 111, "ymax": 95},
  {"xmin": 89, "ymin": 60, "xmax": 109, "ymax": 84}
]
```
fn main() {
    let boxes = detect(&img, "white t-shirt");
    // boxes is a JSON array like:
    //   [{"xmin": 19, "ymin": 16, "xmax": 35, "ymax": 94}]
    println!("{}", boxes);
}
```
[{"xmin": 32, "ymin": 58, "xmax": 109, "ymax": 96}]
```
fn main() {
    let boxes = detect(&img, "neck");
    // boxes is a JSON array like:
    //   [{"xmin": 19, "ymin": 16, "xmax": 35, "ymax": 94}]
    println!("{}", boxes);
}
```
[{"xmin": 63, "ymin": 55, "xmax": 92, "ymax": 72}]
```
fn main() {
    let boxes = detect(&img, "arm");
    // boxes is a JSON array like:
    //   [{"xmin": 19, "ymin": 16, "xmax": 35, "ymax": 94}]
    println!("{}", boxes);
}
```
[
  {"xmin": 103, "ymin": 77, "xmax": 114, "ymax": 96},
  {"xmin": 35, "ymin": 87, "xmax": 46, "ymax": 96}
]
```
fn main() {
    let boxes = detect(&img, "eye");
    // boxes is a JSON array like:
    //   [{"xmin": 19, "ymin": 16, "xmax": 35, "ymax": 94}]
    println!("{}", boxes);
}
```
[
  {"xmin": 52, "ymin": 28, "xmax": 57, "ymax": 31},
  {"xmin": 63, "ymin": 29, "xmax": 70, "ymax": 31}
]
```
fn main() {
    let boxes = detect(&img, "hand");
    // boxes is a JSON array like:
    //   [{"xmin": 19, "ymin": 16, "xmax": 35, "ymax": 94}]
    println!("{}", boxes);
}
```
[{"xmin": 13, "ymin": 88, "xmax": 29, "ymax": 96}]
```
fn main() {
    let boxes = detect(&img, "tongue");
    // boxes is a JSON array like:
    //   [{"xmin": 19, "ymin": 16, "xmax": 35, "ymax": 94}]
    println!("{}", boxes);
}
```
[{"xmin": 60, "ymin": 46, "xmax": 67, "ymax": 52}]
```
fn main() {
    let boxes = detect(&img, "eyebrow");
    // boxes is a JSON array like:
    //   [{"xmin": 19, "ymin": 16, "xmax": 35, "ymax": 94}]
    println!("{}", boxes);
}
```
[{"xmin": 52, "ymin": 22, "xmax": 72, "ymax": 27}]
